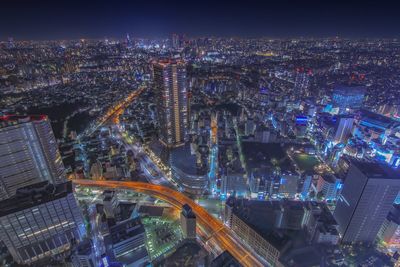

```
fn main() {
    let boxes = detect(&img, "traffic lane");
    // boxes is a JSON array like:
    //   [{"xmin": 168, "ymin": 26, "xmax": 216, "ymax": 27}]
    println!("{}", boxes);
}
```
[{"xmin": 72, "ymin": 179, "xmax": 265, "ymax": 267}]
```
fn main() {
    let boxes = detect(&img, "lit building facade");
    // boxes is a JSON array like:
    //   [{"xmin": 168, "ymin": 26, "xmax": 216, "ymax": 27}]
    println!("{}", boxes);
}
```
[
  {"xmin": 377, "ymin": 204, "xmax": 400, "ymax": 250},
  {"xmin": 103, "ymin": 217, "xmax": 149, "ymax": 266},
  {"xmin": 332, "ymin": 85, "xmax": 365, "ymax": 113},
  {"xmin": 224, "ymin": 197, "xmax": 291, "ymax": 266},
  {"xmin": 334, "ymin": 160, "xmax": 400, "ymax": 243},
  {"xmin": 153, "ymin": 60, "xmax": 189, "ymax": 147},
  {"xmin": 0, "ymin": 181, "xmax": 85, "ymax": 265},
  {"xmin": 0, "ymin": 115, "xmax": 65, "ymax": 200},
  {"xmin": 333, "ymin": 116, "xmax": 354, "ymax": 144}
]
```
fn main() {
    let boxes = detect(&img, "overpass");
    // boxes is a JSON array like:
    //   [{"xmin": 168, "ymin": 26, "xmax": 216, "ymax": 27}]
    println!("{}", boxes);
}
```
[{"xmin": 73, "ymin": 179, "xmax": 265, "ymax": 267}]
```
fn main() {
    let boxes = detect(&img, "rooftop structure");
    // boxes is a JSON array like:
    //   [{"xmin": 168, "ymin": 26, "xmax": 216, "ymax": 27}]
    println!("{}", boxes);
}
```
[
  {"xmin": 0, "ymin": 181, "xmax": 85, "ymax": 265},
  {"xmin": 0, "ymin": 114, "xmax": 66, "ymax": 200},
  {"xmin": 332, "ymin": 84, "xmax": 365, "ymax": 112},
  {"xmin": 0, "ymin": 181, "xmax": 73, "ymax": 216},
  {"xmin": 104, "ymin": 217, "xmax": 149, "ymax": 266},
  {"xmin": 359, "ymin": 109, "xmax": 400, "ymax": 131}
]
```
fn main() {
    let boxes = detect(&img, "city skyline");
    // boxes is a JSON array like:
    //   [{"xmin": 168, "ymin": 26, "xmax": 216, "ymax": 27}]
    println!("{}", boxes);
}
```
[
  {"xmin": 1, "ymin": 0, "xmax": 400, "ymax": 40},
  {"xmin": 1, "ymin": 2, "xmax": 400, "ymax": 266}
]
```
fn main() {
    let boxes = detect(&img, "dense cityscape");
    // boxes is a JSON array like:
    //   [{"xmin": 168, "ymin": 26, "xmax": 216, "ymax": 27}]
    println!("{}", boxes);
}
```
[{"xmin": 1, "ymin": 1, "xmax": 400, "ymax": 267}]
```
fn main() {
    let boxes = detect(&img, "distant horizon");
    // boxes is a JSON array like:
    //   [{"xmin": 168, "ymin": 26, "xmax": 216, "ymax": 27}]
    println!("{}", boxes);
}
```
[
  {"xmin": 1, "ymin": 0, "xmax": 400, "ymax": 40},
  {"xmin": 2, "ymin": 35, "xmax": 400, "ymax": 42}
]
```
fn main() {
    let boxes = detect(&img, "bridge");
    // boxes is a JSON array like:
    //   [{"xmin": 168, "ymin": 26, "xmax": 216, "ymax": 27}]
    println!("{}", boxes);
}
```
[{"xmin": 72, "ymin": 179, "xmax": 265, "ymax": 267}]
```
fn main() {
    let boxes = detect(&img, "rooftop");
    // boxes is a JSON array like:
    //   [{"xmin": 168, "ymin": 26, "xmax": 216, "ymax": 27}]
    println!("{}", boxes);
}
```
[
  {"xmin": 0, "ymin": 114, "xmax": 48, "ymax": 128},
  {"xmin": 226, "ymin": 197, "xmax": 291, "ymax": 250},
  {"xmin": 0, "ymin": 181, "xmax": 72, "ymax": 217},
  {"xmin": 333, "ymin": 84, "xmax": 366, "ymax": 95},
  {"xmin": 351, "ymin": 160, "xmax": 400, "ymax": 180},
  {"xmin": 170, "ymin": 143, "xmax": 208, "ymax": 176},
  {"xmin": 360, "ymin": 109, "xmax": 400, "ymax": 129},
  {"xmin": 107, "ymin": 217, "xmax": 145, "ymax": 244}
]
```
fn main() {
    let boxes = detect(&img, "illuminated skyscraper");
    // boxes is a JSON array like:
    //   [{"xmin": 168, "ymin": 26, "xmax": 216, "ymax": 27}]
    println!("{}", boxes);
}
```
[
  {"xmin": 0, "ymin": 115, "xmax": 66, "ymax": 200},
  {"xmin": 0, "ymin": 181, "xmax": 85, "ymax": 265},
  {"xmin": 334, "ymin": 160, "xmax": 400, "ymax": 243},
  {"xmin": 153, "ymin": 60, "xmax": 188, "ymax": 147}
]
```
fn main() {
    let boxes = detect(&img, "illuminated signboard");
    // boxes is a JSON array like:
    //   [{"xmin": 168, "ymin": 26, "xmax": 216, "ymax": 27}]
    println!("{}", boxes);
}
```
[{"xmin": 296, "ymin": 115, "xmax": 308, "ymax": 125}]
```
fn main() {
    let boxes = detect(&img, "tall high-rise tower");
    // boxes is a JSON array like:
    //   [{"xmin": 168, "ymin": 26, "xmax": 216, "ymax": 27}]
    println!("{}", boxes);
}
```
[
  {"xmin": 0, "ymin": 115, "xmax": 66, "ymax": 200},
  {"xmin": 153, "ymin": 60, "xmax": 188, "ymax": 147},
  {"xmin": 333, "ymin": 116, "xmax": 354, "ymax": 144},
  {"xmin": 334, "ymin": 160, "xmax": 400, "ymax": 243}
]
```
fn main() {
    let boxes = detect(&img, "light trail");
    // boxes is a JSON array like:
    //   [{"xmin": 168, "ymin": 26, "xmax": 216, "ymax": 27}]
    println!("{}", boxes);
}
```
[
  {"xmin": 72, "ymin": 179, "xmax": 265, "ymax": 267},
  {"xmin": 83, "ymin": 86, "xmax": 146, "ymax": 137}
]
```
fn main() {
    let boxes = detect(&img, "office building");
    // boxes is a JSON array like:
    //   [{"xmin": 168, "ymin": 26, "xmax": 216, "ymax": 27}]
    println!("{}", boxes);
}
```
[
  {"xmin": 359, "ymin": 109, "xmax": 400, "ymax": 131},
  {"xmin": 71, "ymin": 239, "xmax": 96, "ymax": 267},
  {"xmin": 377, "ymin": 204, "xmax": 400, "ymax": 250},
  {"xmin": 153, "ymin": 60, "xmax": 189, "ymax": 147},
  {"xmin": 89, "ymin": 160, "xmax": 103, "ymax": 180},
  {"xmin": 180, "ymin": 204, "xmax": 196, "ymax": 239},
  {"xmin": 0, "ymin": 181, "xmax": 85, "ymax": 265},
  {"xmin": 221, "ymin": 172, "xmax": 247, "ymax": 198},
  {"xmin": 278, "ymin": 173, "xmax": 299, "ymax": 197},
  {"xmin": 220, "ymin": 158, "xmax": 246, "ymax": 197},
  {"xmin": 103, "ymin": 190, "xmax": 120, "ymax": 220},
  {"xmin": 169, "ymin": 144, "xmax": 208, "ymax": 195},
  {"xmin": 224, "ymin": 197, "xmax": 291, "ymax": 266},
  {"xmin": 103, "ymin": 217, "xmax": 149, "ymax": 267},
  {"xmin": 225, "ymin": 197, "xmax": 338, "ymax": 265},
  {"xmin": 333, "ymin": 160, "xmax": 400, "ymax": 243},
  {"xmin": 0, "ymin": 115, "xmax": 65, "ymax": 200},
  {"xmin": 333, "ymin": 116, "xmax": 354, "ymax": 144},
  {"xmin": 300, "ymin": 172, "xmax": 313, "ymax": 199}
]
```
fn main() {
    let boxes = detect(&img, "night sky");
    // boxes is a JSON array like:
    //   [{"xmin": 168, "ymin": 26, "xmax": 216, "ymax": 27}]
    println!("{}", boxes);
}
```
[{"xmin": 1, "ymin": 0, "xmax": 400, "ymax": 40}]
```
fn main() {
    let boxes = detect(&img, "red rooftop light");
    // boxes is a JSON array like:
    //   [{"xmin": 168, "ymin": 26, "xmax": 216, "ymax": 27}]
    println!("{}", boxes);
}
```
[{"xmin": 0, "ymin": 115, "xmax": 48, "ymax": 122}]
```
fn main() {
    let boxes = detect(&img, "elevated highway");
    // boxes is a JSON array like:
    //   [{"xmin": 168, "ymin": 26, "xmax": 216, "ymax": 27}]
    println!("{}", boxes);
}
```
[{"xmin": 72, "ymin": 179, "xmax": 265, "ymax": 267}]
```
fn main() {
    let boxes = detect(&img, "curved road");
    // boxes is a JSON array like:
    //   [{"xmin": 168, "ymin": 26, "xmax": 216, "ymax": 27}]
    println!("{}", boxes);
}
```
[{"xmin": 73, "ymin": 179, "xmax": 265, "ymax": 267}]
